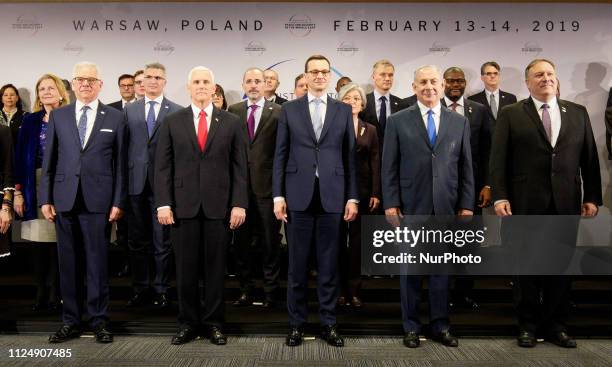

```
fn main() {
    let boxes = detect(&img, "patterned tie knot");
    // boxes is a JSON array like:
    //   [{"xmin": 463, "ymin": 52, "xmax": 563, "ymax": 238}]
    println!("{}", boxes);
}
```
[
  {"xmin": 148, "ymin": 101, "xmax": 156, "ymax": 106},
  {"xmin": 427, "ymin": 109, "xmax": 434, "ymax": 117},
  {"xmin": 542, "ymin": 103, "xmax": 549, "ymax": 110},
  {"xmin": 380, "ymin": 96, "xmax": 387, "ymax": 102},
  {"xmin": 199, "ymin": 110, "xmax": 207, "ymax": 118},
  {"xmin": 81, "ymin": 105, "xmax": 90, "ymax": 112},
  {"xmin": 313, "ymin": 98, "xmax": 322, "ymax": 106},
  {"xmin": 250, "ymin": 104, "xmax": 258, "ymax": 111}
]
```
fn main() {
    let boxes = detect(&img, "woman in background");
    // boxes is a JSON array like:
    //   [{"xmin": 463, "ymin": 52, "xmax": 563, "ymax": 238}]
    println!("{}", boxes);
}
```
[
  {"xmin": 213, "ymin": 84, "xmax": 228, "ymax": 110},
  {"xmin": 0, "ymin": 84, "xmax": 28, "ymax": 143}
]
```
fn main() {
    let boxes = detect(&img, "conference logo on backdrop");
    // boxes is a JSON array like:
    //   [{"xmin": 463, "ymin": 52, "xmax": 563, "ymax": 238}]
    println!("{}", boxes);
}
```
[
  {"xmin": 154, "ymin": 41, "xmax": 175, "ymax": 55},
  {"xmin": 245, "ymin": 41, "xmax": 266, "ymax": 56},
  {"xmin": 429, "ymin": 42, "xmax": 450, "ymax": 56},
  {"xmin": 521, "ymin": 42, "xmax": 543, "ymax": 56},
  {"xmin": 337, "ymin": 41, "xmax": 359, "ymax": 57},
  {"xmin": 12, "ymin": 15, "xmax": 43, "ymax": 36},
  {"xmin": 285, "ymin": 14, "xmax": 316, "ymax": 37},
  {"xmin": 63, "ymin": 42, "xmax": 84, "ymax": 56}
]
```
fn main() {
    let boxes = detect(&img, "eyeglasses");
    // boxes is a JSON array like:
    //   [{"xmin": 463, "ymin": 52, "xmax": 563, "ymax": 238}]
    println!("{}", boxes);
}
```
[
  {"xmin": 144, "ymin": 75, "xmax": 165, "ymax": 81},
  {"xmin": 307, "ymin": 70, "xmax": 330, "ymax": 77},
  {"xmin": 73, "ymin": 77, "xmax": 100, "ymax": 85},
  {"xmin": 445, "ymin": 78, "xmax": 466, "ymax": 84},
  {"xmin": 484, "ymin": 72, "xmax": 499, "ymax": 77},
  {"xmin": 119, "ymin": 83, "xmax": 134, "ymax": 88}
]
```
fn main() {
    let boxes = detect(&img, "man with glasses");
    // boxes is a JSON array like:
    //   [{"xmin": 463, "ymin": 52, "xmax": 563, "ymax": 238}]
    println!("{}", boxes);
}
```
[
  {"xmin": 468, "ymin": 61, "xmax": 517, "ymax": 122},
  {"xmin": 273, "ymin": 54, "xmax": 358, "ymax": 347},
  {"xmin": 109, "ymin": 74, "xmax": 136, "ymax": 111},
  {"xmin": 228, "ymin": 68, "xmax": 282, "ymax": 309},
  {"xmin": 41, "ymin": 61, "xmax": 127, "ymax": 344},
  {"xmin": 124, "ymin": 62, "xmax": 182, "ymax": 309}
]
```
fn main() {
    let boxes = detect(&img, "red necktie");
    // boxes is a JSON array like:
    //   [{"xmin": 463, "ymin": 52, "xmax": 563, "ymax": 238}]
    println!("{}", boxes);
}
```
[{"xmin": 198, "ymin": 110, "xmax": 208, "ymax": 151}]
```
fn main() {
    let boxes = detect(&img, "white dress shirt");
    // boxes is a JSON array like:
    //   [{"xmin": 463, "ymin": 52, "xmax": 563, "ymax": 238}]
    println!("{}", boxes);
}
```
[
  {"xmin": 144, "ymin": 95, "xmax": 164, "ymax": 121},
  {"xmin": 122, "ymin": 98, "xmax": 136, "ymax": 109},
  {"xmin": 75, "ymin": 99, "xmax": 99, "ymax": 146},
  {"xmin": 191, "ymin": 103, "xmax": 214, "ymax": 134},
  {"xmin": 417, "ymin": 100, "xmax": 441, "ymax": 134},
  {"xmin": 444, "ymin": 96, "xmax": 465, "ymax": 116},
  {"xmin": 247, "ymin": 97, "xmax": 265, "ymax": 133},
  {"xmin": 373, "ymin": 90, "xmax": 392, "ymax": 120},
  {"xmin": 485, "ymin": 89, "xmax": 500, "ymax": 111}
]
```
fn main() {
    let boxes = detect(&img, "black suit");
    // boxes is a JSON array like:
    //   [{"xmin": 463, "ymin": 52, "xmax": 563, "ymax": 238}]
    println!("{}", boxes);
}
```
[
  {"xmin": 108, "ymin": 100, "xmax": 124, "ymax": 111},
  {"xmin": 0, "ymin": 124, "xmax": 13, "ymax": 256},
  {"xmin": 490, "ymin": 97, "xmax": 602, "ymax": 334},
  {"xmin": 155, "ymin": 105, "xmax": 248, "ymax": 329},
  {"xmin": 401, "ymin": 95, "xmax": 418, "ymax": 109},
  {"xmin": 606, "ymin": 87, "xmax": 611, "ymax": 108},
  {"xmin": 227, "ymin": 99, "xmax": 282, "ymax": 300},
  {"xmin": 605, "ymin": 107, "xmax": 612, "ymax": 160},
  {"xmin": 468, "ymin": 89, "xmax": 517, "ymax": 124},
  {"xmin": 359, "ymin": 92, "xmax": 406, "ymax": 146},
  {"xmin": 272, "ymin": 93, "xmax": 288, "ymax": 105}
]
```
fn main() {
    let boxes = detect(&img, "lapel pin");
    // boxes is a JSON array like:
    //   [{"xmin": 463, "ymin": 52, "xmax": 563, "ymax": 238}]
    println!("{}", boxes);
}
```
[
  {"xmin": 394, "ymin": 102, "xmax": 398, "ymax": 106},
  {"xmin": 360, "ymin": 127, "xmax": 365, "ymax": 137},
  {"xmin": 100, "ymin": 111, "xmax": 105, "ymax": 115},
  {"xmin": 215, "ymin": 117, "xmax": 219, "ymax": 122},
  {"xmin": 561, "ymin": 106, "xmax": 566, "ymax": 113},
  {"xmin": 468, "ymin": 107, "xmax": 472, "ymax": 113},
  {"xmin": 164, "ymin": 105, "xmax": 169, "ymax": 109},
  {"xmin": 501, "ymin": 95, "xmax": 505, "ymax": 98},
  {"xmin": 269, "ymin": 107, "xmax": 273, "ymax": 110}
]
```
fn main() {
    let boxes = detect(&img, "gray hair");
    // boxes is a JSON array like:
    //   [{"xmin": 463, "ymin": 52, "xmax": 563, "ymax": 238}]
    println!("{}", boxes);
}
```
[
  {"xmin": 338, "ymin": 82, "xmax": 366, "ymax": 110},
  {"xmin": 413, "ymin": 65, "xmax": 442, "ymax": 82},
  {"xmin": 243, "ymin": 67, "xmax": 265, "ymax": 82},
  {"xmin": 72, "ymin": 61, "xmax": 99, "ymax": 79},
  {"xmin": 187, "ymin": 66, "xmax": 215, "ymax": 84},
  {"xmin": 144, "ymin": 62, "xmax": 166, "ymax": 73}
]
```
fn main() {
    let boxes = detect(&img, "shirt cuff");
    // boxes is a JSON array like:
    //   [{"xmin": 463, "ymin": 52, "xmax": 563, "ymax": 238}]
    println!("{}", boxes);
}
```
[
  {"xmin": 348, "ymin": 199, "xmax": 359, "ymax": 204},
  {"xmin": 493, "ymin": 199, "xmax": 508, "ymax": 207},
  {"xmin": 156, "ymin": 206, "xmax": 171, "ymax": 212},
  {"xmin": 273, "ymin": 197, "xmax": 285, "ymax": 203}
]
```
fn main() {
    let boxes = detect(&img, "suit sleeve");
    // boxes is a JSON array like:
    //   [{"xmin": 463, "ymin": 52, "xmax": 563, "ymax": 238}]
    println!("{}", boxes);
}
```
[
  {"xmin": 343, "ymin": 106, "xmax": 358, "ymax": 202},
  {"xmin": 458, "ymin": 116, "xmax": 475, "ymax": 211},
  {"xmin": 38, "ymin": 111, "xmax": 58, "ymax": 206},
  {"xmin": 112, "ymin": 116, "xmax": 127, "ymax": 209},
  {"xmin": 368, "ymin": 125, "xmax": 381, "ymax": 199},
  {"xmin": 154, "ymin": 115, "xmax": 174, "ymax": 208},
  {"xmin": 480, "ymin": 108, "xmax": 493, "ymax": 187},
  {"xmin": 0, "ymin": 126, "xmax": 13, "ymax": 190},
  {"xmin": 489, "ymin": 106, "xmax": 511, "ymax": 202},
  {"xmin": 230, "ymin": 117, "xmax": 249, "ymax": 209},
  {"xmin": 605, "ymin": 107, "xmax": 612, "ymax": 160},
  {"xmin": 579, "ymin": 107, "xmax": 602, "ymax": 206},
  {"xmin": 272, "ymin": 106, "xmax": 289, "ymax": 198},
  {"xmin": 381, "ymin": 113, "xmax": 401, "ymax": 209}
]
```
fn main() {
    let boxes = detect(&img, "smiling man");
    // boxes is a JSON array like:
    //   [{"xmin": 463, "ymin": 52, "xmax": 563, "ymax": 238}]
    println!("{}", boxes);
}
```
[{"xmin": 154, "ymin": 66, "xmax": 248, "ymax": 346}]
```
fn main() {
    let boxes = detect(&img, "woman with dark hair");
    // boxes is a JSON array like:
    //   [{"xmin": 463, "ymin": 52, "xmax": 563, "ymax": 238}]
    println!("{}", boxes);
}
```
[
  {"xmin": 0, "ymin": 84, "xmax": 28, "ymax": 143},
  {"xmin": 0, "ymin": 123, "xmax": 14, "ymax": 258},
  {"xmin": 14, "ymin": 74, "xmax": 69, "ymax": 311},
  {"xmin": 213, "ymin": 84, "xmax": 228, "ymax": 110}
]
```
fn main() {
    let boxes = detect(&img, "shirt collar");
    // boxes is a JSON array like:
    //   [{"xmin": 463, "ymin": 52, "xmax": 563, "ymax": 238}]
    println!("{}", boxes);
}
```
[
  {"xmin": 145, "ymin": 95, "xmax": 164, "ymax": 105},
  {"xmin": 485, "ymin": 89, "xmax": 499, "ymax": 97},
  {"xmin": 417, "ymin": 100, "xmax": 441, "ymax": 116},
  {"xmin": 531, "ymin": 95, "xmax": 557, "ymax": 111},
  {"xmin": 76, "ymin": 99, "xmax": 99, "ymax": 112},
  {"xmin": 443, "ymin": 96, "xmax": 464, "ymax": 108},
  {"xmin": 308, "ymin": 92, "xmax": 327, "ymax": 104},
  {"xmin": 191, "ymin": 102, "xmax": 214, "ymax": 119},
  {"xmin": 373, "ymin": 89, "xmax": 391, "ymax": 101},
  {"xmin": 248, "ymin": 97, "xmax": 265, "ymax": 109}
]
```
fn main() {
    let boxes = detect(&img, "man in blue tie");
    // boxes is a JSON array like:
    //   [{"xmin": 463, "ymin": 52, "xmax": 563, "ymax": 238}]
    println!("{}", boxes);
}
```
[
  {"xmin": 382, "ymin": 65, "xmax": 474, "ymax": 348},
  {"xmin": 123, "ymin": 62, "xmax": 182, "ymax": 309},
  {"xmin": 273, "ymin": 55, "xmax": 358, "ymax": 347},
  {"xmin": 40, "ymin": 62, "xmax": 127, "ymax": 344}
]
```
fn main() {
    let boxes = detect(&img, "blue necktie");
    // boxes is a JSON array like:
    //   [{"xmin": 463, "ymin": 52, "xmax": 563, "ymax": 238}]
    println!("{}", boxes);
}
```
[
  {"xmin": 427, "ymin": 109, "xmax": 436, "ymax": 146},
  {"xmin": 146, "ymin": 101, "xmax": 157, "ymax": 137},
  {"xmin": 78, "ymin": 105, "xmax": 90, "ymax": 148},
  {"xmin": 312, "ymin": 98, "xmax": 323, "ymax": 141},
  {"xmin": 379, "ymin": 95, "xmax": 387, "ymax": 133}
]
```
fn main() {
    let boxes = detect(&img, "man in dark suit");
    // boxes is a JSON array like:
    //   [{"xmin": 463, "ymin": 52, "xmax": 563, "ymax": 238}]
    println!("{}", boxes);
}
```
[
  {"xmin": 401, "ymin": 94, "xmax": 417, "ymax": 108},
  {"xmin": 606, "ymin": 106, "xmax": 612, "ymax": 159},
  {"xmin": 108, "ymin": 74, "xmax": 136, "ymax": 111},
  {"xmin": 264, "ymin": 69, "xmax": 288, "ymax": 105},
  {"xmin": 228, "ymin": 67, "xmax": 282, "ymax": 308},
  {"xmin": 359, "ymin": 60, "xmax": 407, "ymax": 146},
  {"xmin": 273, "ymin": 54, "xmax": 358, "ymax": 347},
  {"xmin": 124, "ymin": 62, "xmax": 182, "ymax": 309},
  {"xmin": 468, "ymin": 61, "xmax": 518, "ymax": 122},
  {"xmin": 442, "ymin": 66, "xmax": 493, "ymax": 310},
  {"xmin": 382, "ymin": 65, "xmax": 474, "ymax": 349},
  {"xmin": 490, "ymin": 59, "xmax": 602, "ymax": 348},
  {"xmin": 41, "ymin": 62, "xmax": 127, "ymax": 344},
  {"xmin": 155, "ymin": 66, "xmax": 248, "ymax": 345}
]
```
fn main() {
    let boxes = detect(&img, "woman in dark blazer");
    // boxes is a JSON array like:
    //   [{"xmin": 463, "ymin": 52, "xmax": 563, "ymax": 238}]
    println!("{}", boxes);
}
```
[
  {"xmin": 14, "ymin": 74, "xmax": 69, "ymax": 310},
  {"xmin": 0, "ymin": 123, "xmax": 14, "ymax": 258},
  {"xmin": 337, "ymin": 83, "xmax": 381, "ymax": 307},
  {"xmin": 0, "ymin": 84, "xmax": 28, "ymax": 144}
]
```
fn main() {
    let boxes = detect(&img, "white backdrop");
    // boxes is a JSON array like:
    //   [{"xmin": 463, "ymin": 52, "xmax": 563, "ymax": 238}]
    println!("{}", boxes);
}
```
[{"xmin": 2, "ymin": 2, "xmax": 612, "ymax": 207}]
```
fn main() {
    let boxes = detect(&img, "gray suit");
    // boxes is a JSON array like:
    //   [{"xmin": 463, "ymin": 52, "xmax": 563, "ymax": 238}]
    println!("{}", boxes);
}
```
[
  {"xmin": 381, "ymin": 103, "xmax": 474, "ymax": 334},
  {"xmin": 124, "ymin": 97, "xmax": 182, "ymax": 295}
]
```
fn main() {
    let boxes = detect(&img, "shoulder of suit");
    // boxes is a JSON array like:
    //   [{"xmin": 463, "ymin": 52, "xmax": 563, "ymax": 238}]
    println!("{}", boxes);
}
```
[
  {"xmin": 464, "ymin": 98, "xmax": 486, "ymax": 110},
  {"xmin": 100, "ymin": 103, "xmax": 123, "ymax": 118},
  {"xmin": 558, "ymin": 99, "xmax": 586, "ymax": 113},
  {"xmin": 227, "ymin": 100, "xmax": 246, "ymax": 113},
  {"xmin": 163, "ymin": 98, "xmax": 182, "ymax": 110}
]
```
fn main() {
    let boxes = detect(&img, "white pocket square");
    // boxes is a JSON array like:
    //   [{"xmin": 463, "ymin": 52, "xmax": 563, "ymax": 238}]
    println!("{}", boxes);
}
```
[{"xmin": 100, "ymin": 129, "xmax": 113, "ymax": 133}]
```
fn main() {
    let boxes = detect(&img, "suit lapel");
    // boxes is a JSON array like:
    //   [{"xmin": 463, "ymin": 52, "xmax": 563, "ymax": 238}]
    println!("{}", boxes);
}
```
[
  {"xmin": 464, "ymin": 99, "xmax": 473, "ymax": 121},
  {"xmin": 151, "ymin": 98, "xmax": 171, "ymax": 140},
  {"xmin": 366, "ymin": 93, "xmax": 377, "ymax": 123},
  {"xmin": 253, "ymin": 100, "xmax": 274, "ymax": 143},
  {"xmin": 356, "ymin": 119, "xmax": 367, "ymax": 146},
  {"xmin": 319, "ymin": 98, "xmax": 338, "ymax": 142},
  {"xmin": 524, "ymin": 98, "xmax": 552, "ymax": 148},
  {"xmin": 299, "ymin": 97, "xmax": 318, "ymax": 143},
  {"xmin": 556, "ymin": 99, "xmax": 570, "ymax": 147},
  {"xmin": 83, "ymin": 103, "xmax": 108, "ymax": 151},
  {"xmin": 203, "ymin": 106, "xmax": 222, "ymax": 155},
  {"xmin": 411, "ymin": 108, "xmax": 431, "ymax": 147},
  {"xmin": 68, "ymin": 104, "xmax": 82, "ymax": 149},
  {"xmin": 390, "ymin": 95, "xmax": 401, "ymax": 113},
  {"xmin": 182, "ymin": 107, "xmax": 200, "ymax": 155},
  {"xmin": 434, "ymin": 108, "xmax": 451, "ymax": 151},
  {"xmin": 134, "ymin": 100, "xmax": 148, "ymax": 140}
]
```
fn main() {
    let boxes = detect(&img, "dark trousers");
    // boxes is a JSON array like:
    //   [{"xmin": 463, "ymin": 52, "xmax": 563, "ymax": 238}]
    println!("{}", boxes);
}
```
[
  {"xmin": 400, "ymin": 275, "xmax": 450, "ymax": 334},
  {"xmin": 33, "ymin": 243, "xmax": 59, "ymax": 304},
  {"xmin": 128, "ymin": 181, "xmax": 172, "ymax": 294},
  {"xmin": 55, "ymin": 189, "xmax": 110, "ymax": 328},
  {"xmin": 172, "ymin": 210, "xmax": 227, "ymax": 329},
  {"xmin": 287, "ymin": 180, "xmax": 342, "ymax": 327},
  {"xmin": 338, "ymin": 201, "xmax": 368, "ymax": 298},
  {"xmin": 233, "ymin": 195, "xmax": 281, "ymax": 299}
]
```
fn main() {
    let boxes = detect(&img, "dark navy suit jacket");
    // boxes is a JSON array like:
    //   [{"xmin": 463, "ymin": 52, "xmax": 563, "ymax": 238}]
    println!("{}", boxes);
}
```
[
  {"xmin": 382, "ymin": 104, "xmax": 474, "ymax": 215},
  {"xmin": 124, "ymin": 97, "xmax": 182, "ymax": 196},
  {"xmin": 39, "ymin": 102, "xmax": 127, "ymax": 213},
  {"xmin": 273, "ymin": 95, "xmax": 358, "ymax": 213}
]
